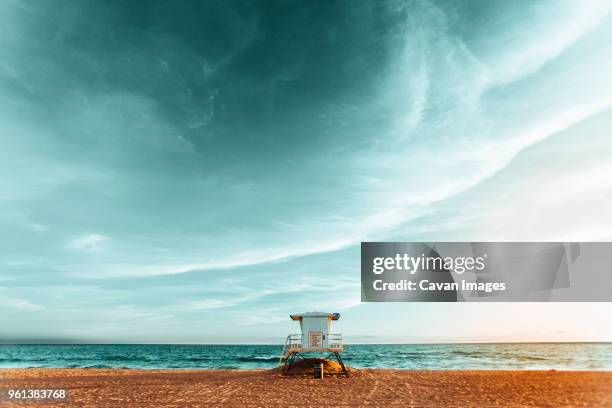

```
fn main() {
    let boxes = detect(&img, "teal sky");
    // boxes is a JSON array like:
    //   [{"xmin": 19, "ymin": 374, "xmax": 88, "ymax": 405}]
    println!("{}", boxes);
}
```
[{"xmin": 1, "ymin": 0, "xmax": 612, "ymax": 343}]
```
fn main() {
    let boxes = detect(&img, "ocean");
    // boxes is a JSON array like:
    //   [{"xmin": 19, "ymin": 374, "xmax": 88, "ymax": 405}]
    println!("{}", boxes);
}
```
[{"xmin": 1, "ymin": 343, "xmax": 611, "ymax": 370}]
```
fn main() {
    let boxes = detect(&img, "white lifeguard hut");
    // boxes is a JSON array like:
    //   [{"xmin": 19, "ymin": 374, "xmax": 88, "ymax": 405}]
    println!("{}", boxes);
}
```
[{"xmin": 279, "ymin": 311, "xmax": 348, "ymax": 374}]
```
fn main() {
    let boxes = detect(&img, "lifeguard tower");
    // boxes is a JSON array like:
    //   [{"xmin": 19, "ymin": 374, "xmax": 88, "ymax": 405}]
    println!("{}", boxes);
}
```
[{"xmin": 279, "ymin": 311, "xmax": 348, "ymax": 374}]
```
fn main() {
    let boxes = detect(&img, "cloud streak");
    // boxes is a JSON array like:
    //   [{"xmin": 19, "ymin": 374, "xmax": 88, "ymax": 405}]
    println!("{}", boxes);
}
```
[{"xmin": 67, "ymin": 234, "xmax": 111, "ymax": 253}]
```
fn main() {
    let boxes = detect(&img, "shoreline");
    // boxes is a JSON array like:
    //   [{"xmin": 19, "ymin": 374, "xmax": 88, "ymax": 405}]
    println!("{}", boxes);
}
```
[{"xmin": 2, "ymin": 368, "xmax": 612, "ymax": 406}]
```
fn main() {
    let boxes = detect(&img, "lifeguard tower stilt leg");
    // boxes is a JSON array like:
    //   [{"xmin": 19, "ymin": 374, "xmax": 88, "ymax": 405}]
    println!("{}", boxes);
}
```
[
  {"xmin": 327, "ymin": 351, "xmax": 347, "ymax": 374},
  {"xmin": 281, "ymin": 351, "xmax": 305, "ymax": 374},
  {"xmin": 279, "ymin": 312, "xmax": 349, "ymax": 375}
]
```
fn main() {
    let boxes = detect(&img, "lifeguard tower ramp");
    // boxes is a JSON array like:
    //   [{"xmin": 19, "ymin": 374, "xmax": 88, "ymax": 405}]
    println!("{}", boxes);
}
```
[{"xmin": 279, "ymin": 311, "xmax": 348, "ymax": 374}]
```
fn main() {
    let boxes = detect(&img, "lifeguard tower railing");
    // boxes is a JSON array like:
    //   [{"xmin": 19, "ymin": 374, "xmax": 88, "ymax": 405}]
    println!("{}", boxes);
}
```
[
  {"xmin": 280, "ymin": 333, "xmax": 343, "ymax": 361},
  {"xmin": 279, "ymin": 333, "xmax": 347, "ymax": 374}
]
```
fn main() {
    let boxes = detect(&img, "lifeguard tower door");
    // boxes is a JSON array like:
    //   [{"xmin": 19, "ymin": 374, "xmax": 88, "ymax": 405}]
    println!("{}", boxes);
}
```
[
  {"xmin": 309, "ymin": 331, "xmax": 322, "ymax": 348},
  {"xmin": 300, "ymin": 315, "xmax": 330, "ymax": 349}
]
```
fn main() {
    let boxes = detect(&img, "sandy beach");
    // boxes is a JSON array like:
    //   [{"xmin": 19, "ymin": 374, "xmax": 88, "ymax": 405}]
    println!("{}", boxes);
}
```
[{"xmin": 1, "ymin": 368, "xmax": 611, "ymax": 407}]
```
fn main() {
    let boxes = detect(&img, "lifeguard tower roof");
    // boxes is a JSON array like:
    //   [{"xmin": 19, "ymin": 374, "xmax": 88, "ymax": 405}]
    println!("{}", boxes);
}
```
[{"xmin": 290, "ymin": 311, "xmax": 340, "ymax": 321}]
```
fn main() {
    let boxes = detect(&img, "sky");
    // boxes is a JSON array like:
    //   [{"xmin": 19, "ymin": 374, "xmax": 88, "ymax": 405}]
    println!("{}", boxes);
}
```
[{"xmin": 1, "ymin": 0, "xmax": 612, "ymax": 343}]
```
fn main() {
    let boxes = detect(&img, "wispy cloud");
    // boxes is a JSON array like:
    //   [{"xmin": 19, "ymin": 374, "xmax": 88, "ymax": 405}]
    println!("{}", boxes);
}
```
[
  {"xmin": 482, "ymin": 0, "xmax": 612, "ymax": 87},
  {"xmin": 67, "ymin": 234, "xmax": 111, "ymax": 253},
  {"xmin": 0, "ymin": 295, "xmax": 45, "ymax": 311}
]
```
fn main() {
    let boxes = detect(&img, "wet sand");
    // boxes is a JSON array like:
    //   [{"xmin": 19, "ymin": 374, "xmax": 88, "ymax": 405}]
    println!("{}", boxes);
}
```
[{"xmin": 1, "ymin": 368, "xmax": 611, "ymax": 407}]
